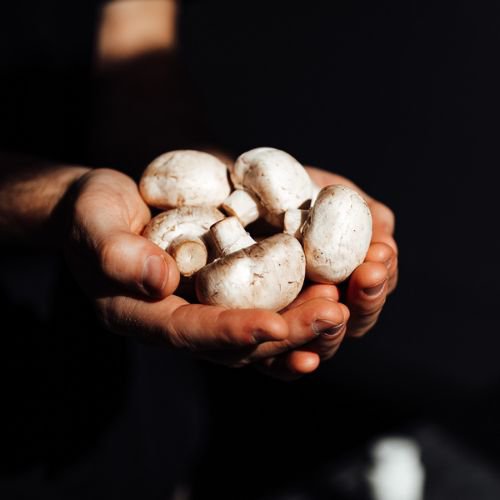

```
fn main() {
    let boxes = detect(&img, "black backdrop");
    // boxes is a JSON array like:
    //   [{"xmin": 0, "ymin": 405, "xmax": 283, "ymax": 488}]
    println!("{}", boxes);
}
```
[{"xmin": 1, "ymin": 1, "xmax": 499, "ymax": 498}]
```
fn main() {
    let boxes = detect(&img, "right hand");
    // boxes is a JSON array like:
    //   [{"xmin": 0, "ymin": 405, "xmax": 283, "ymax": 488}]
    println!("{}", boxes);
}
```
[{"xmin": 63, "ymin": 168, "xmax": 345, "ymax": 372}]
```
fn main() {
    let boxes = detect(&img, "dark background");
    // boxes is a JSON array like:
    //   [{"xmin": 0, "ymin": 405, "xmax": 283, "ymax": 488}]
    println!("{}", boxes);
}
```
[
  {"xmin": 1, "ymin": 0, "xmax": 499, "ymax": 498},
  {"xmin": 179, "ymin": 1, "xmax": 500, "ymax": 497}
]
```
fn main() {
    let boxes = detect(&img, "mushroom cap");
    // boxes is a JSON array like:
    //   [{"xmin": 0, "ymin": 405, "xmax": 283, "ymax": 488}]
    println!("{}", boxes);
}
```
[
  {"xmin": 231, "ymin": 147, "xmax": 312, "ymax": 226},
  {"xmin": 195, "ymin": 233, "xmax": 306, "ymax": 311},
  {"xmin": 140, "ymin": 150, "xmax": 231, "ymax": 209},
  {"xmin": 143, "ymin": 206, "xmax": 225, "ymax": 250},
  {"xmin": 302, "ymin": 185, "xmax": 372, "ymax": 284}
]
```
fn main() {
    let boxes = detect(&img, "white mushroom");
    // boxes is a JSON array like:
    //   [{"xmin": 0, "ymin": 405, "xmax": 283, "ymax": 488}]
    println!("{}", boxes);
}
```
[
  {"xmin": 143, "ymin": 206, "xmax": 225, "ymax": 276},
  {"xmin": 196, "ymin": 217, "xmax": 306, "ymax": 311},
  {"xmin": 140, "ymin": 150, "xmax": 231, "ymax": 209},
  {"xmin": 227, "ymin": 147, "xmax": 313, "ymax": 227},
  {"xmin": 302, "ymin": 185, "xmax": 372, "ymax": 284}
]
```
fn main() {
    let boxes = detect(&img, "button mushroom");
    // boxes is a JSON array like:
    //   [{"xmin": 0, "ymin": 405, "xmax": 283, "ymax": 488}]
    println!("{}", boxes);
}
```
[
  {"xmin": 225, "ymin": 147, "xmax": 313, "ymax": 227},
  {"xmin": 196, "ymin": 217, "xmax": 306, "ymax": 311},
  {"xmin": 140, "ymin": 150, "xmax": 231, "ymax": 210},
  {"xmin": 143, "ymin": 206, "xmax": 225, "ymax": 277},
  {"xmin": 301, "ymin": 185, "xmax": 372, "ymax": 284}
]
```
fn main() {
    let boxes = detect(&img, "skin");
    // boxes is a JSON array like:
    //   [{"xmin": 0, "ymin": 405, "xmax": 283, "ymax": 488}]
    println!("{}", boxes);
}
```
[{"xmin": 0, "ymin": 0, "xmax": 398, "ymax": 381}]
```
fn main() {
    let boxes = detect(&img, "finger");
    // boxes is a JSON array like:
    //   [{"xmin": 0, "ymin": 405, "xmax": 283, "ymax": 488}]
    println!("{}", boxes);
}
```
[
  {"xmin": 97, "ymin": 294, "xmax": 289, "ymax": 351},
  {"xmin": 198, "ymin": 296, "xmax": 347, "ymax": 368},
  {"xmin": 345, "ymin": 262, "xmax": 388, "ymax": 337},
  {"xmin": 365, "ymin": 242, "xmax": 398, "ymax": 295},
  {"xmin": 287, "ymin": 303, "xmax": 350, "ymax": 366},
  {"xmin": 365, "ymin": 242, "xmax": 393, "ymax": 266},
  {"xmin": 97, "ymin": 230, "xmax": 180, "ymax": 299},
  {"xmin": 280, "ymin": 283, "xmax": 339, "ymax": 312},
  {"xmin": 369, "ymin": 201, "xmax": 398, "ymax": 255},
  {"xmin": 69, "ymin": 170, "xmax": 180, "ymax": 299},
  {"xmin": 370, "ymin": 200, "xmax": 395, "ymax": 237},
  {"xmin": 387, "ymin": 262, "xmax": 399, "ymax": 294},
  {"xmin": 255, "ymin": 302, "xmax": 349, "ymax": 380},
  {"xmin": 251, "ymin": 297, "xmax": 348, "ymax": 360},
  {"xmin": 287, "ymin": 351, "xmax": 321, "ymax": 373},
  {"xmin": 255, "ymin": 351, "xmax": 321, "ymax": 381}
]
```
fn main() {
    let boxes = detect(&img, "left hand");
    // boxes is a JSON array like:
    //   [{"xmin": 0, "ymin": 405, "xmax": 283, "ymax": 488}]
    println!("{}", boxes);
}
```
[{"xmin": 256, "ymin": 166, "xmax": 398, "ymax": 380}]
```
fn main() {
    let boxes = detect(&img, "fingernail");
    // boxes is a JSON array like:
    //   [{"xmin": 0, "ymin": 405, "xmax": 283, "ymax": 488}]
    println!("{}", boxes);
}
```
[
  {"xmin": 364, "ymin": 281, "xmax": 386, "ymax": 297},
  {"xmin": 142, "ymin": 255, "xmax": 167, "ymax": 297},
  {"xmin": 312, "ymin": 320, "xmax": 345, "ymax": 337}
]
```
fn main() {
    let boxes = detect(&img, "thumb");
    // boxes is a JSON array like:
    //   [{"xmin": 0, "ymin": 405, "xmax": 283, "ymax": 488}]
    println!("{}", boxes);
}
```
[{"xmin": 97, "ymin": 230, "xmax": 180, "ymax": 299}]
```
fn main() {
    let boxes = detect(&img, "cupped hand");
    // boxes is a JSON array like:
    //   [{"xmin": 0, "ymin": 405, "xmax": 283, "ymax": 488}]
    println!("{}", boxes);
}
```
[
  {"xmin": 61, "ymin": 167, "xmax": 396, "ymax": 379},
  {"xmin": 62, "ymin": 168, "xmax": 341, "ymax": 374}
]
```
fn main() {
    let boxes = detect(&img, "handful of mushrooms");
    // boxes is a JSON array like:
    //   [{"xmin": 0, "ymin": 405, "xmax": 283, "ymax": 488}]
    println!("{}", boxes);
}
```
[{"xmin": 139, "ymin": 147, "xmax": 372, "ymax": 311}]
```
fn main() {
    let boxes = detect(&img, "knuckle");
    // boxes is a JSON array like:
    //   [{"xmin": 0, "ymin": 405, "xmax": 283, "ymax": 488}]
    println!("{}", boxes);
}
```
[
  {"xmin": 165, "ymin": 307, "xmax": 198, "ymax": 351},
  {"xmin": 316, "ymin": 335, "xmax": 345, "ymax": 358},
  {"xmin": 165, "ymin": 322, "xmax": 191, "ymax": 350},
  {"xmin": 353, "ymin": 298, "xmax": 386, "ymax": 318},
  {"xmin": 228, "ymin": 329, "xmax": 253, "ymax": 347},
  {"xmin": 319, "ymin": 347, "xmax": 341, "ymax": 361},
  {"xmin": 347, "ymin": 313, "xmax": 381, "ymax": 338}
]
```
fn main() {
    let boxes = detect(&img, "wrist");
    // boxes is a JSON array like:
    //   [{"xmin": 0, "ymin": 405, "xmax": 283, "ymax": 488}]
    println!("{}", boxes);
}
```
[
  {"xmin": 47, "ymin": 167, "xmax": 92, "ymax": 248},
  {"xmin": 0, "ymin": 159, "xmax": 92, "ymax": 248}
]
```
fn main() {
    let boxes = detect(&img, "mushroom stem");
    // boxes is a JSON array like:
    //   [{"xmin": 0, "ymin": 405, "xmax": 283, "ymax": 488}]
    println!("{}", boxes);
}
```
[
  {"xmin": 168, "ymin": 236, "xmax": 208, "ymax": 277},
  {"xmin": 142, "ymin": 206, "xmax": 225, "ymax": 277},
  {"xmin": 210, "ymin": 217, "xmax": 256, "ymax": 256},
  {"xmin": 221, "ymin": 189, "xmax": 263, "ymax": 227},
  {"xmin": 284, "ymin": 209, "xmax": 310, "ymax": 241}
]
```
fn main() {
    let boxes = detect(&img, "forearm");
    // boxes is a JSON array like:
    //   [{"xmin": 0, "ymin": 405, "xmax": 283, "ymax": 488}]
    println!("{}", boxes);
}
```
[{"xmin": 0, "ymin": 153, "xmax": 89, "ymax": 247}]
